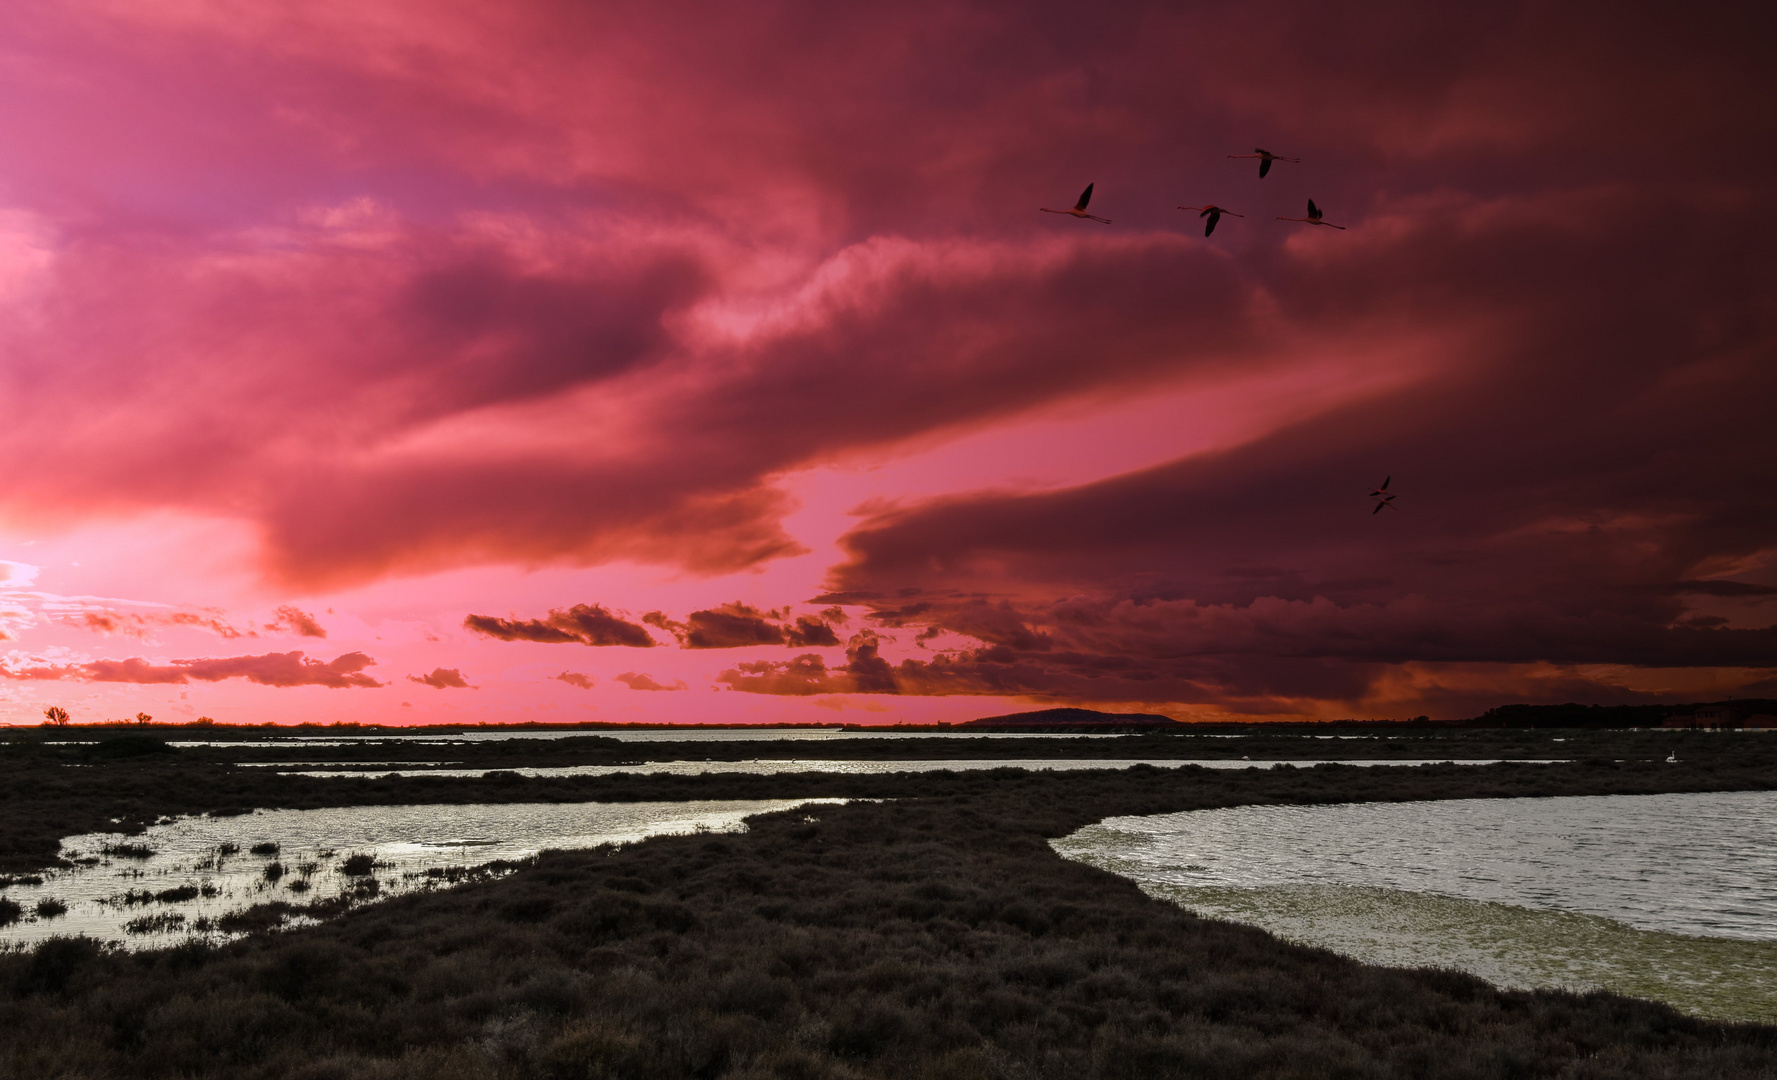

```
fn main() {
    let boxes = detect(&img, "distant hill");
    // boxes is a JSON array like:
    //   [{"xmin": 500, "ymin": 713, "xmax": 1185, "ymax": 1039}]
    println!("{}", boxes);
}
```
[
  {"xmin": 959, "ymin": 707, "xmax": 1180, "ymax": 728},
  {"xmin": 1461, "ymin": 699, "xmax": 1777, "ymax": 729}
]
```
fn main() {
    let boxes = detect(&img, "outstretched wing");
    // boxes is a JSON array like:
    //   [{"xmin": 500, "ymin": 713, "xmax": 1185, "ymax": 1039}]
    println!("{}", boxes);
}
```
[
  {"xmin": 1307, "ymin": 198, "xmax": 1321, "ymax": 219},
  {"xmin": 1380, "ymin": 475, "xmax": 1391, "ymax": 490},
  {"xmin": 1204, "ymin": 213, "xmax": 1218, "ymax": 236},
  {"xmin": 1259, "ymin": 158, "xmax": 1272, "ymax": 178},
  {"xmin": 1373, "ymin": 500, "xmax": 1389, "ymax": 514},
  {"xmin": 1075, "ymin": 183, "xmax": 1094, "ymax": 211}
]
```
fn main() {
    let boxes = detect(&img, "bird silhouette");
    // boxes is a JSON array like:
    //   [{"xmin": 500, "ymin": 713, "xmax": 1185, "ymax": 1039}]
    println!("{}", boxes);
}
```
[
  {"xmin": 1278, "ymin": 199, "xmax": 1346, "ymax": 230},
  {"xmin": 1370, "ymin": 476, "xmax": 1395, "ymax": 514},
  {"xmin": 1228, "ymin": 148, "xmax": 1300, "ymax": 178},
  {"xmin": 1179, "ymin": 204, "xmax": 1244, "ymax": 236},
  {"xmin": 1040, "ymin": 183, "xmax": 1111, "ymax": 224}
]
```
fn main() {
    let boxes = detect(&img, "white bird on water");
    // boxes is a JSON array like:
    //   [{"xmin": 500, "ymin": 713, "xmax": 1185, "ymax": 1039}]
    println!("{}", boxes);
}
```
[
  {"xmin": 1278, "ymin": 199, "xmax": 1346, "ymax": 230},
  {"xmin": 1228, "ymin": 148, "xmax": 1300, "ymax": 178},
  {"xmin": 1041, "ymin": 183, "xmax": 1111, "ymax": 224},
  {"xmin": 1179, "ymin": 204, "xmax": 1244, "ymax": 236}
]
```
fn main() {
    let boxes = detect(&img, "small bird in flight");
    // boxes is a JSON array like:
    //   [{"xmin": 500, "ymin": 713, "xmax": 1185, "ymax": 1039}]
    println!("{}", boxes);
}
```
[
  {"xmin": 1278, "ymin": 199, "xmax": 1346, "ymax": 230},
  {"xmin": 1370, "ymin": 476, "xmax": 1395, "ymax": 514},
  {"xmin": 1179, "ymin": 204, "xmax": 1244, "ymax": 236},
  {"xmin": 1228, "ymin": 148, "xmax": 1300, "ymax": 178},
  {"xmin": 1041, "ymin": 183, "xmax": 1111, "ymax": 224}
]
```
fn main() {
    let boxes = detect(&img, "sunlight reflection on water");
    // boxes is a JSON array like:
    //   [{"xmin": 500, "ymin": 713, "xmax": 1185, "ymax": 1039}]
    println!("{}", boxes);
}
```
[
  {"xmin": 0, "ymin": 800, "xmax": 838, "ymax": 950},
  {"xmin": 1053, "ymin": 791, "xmax": 1777, "ymax": 1023}
]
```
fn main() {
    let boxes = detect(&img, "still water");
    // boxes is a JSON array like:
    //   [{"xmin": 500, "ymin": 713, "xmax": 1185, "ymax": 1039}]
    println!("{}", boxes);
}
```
[
  {"xmin": 260, "ymin": 759, "xmax": 1543, "ymax": 778},
  {"xmin": 165, "ymin": 731, "xmax": 1141, "ymax": 747},
  {"xmin": 1053, "ymin": 791, "xmax": 1777, "ymax": 1024},
  {"xmin": 0, "ymin": 799, "xmax": 837, "ymax": 950}
]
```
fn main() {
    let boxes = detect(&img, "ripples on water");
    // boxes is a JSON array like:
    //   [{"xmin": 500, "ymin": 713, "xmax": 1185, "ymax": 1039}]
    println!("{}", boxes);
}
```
[
  {"xmin": 0, "ymin": 800, "xmax": 837, "ymax": 950},
  {"xmin": 1053, "ymin": 791, "xmax": 1777, "ymax": 1024}
]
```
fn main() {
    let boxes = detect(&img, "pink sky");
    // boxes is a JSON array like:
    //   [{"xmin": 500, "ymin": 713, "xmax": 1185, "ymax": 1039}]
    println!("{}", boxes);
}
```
[{"xmin": 1, "ymin": 0, "xmax": 1772, "ymax": 725}]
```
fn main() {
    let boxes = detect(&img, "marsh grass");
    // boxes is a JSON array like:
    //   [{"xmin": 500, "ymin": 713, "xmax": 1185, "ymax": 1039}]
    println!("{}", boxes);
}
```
[
  {"xmin": 1, "ymin": 737, "xmax": 1774, "ymax": 1077},
  {"xmin": 2, "ymin": 769, "xmax": 1776, "ymax": 1078}
]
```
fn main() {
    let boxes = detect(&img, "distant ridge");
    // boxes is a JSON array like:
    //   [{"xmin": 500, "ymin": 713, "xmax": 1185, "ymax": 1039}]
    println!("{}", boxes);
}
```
[{"xmin": 959, "ymin": 707, "xmax": 1180, "ymax": 728}]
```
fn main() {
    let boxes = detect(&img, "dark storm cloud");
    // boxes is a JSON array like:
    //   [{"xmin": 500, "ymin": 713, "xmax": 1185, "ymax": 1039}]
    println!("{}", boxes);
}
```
[{"xmin": 464, "ymin": 604, "xmax": 657, "ymax": 647}]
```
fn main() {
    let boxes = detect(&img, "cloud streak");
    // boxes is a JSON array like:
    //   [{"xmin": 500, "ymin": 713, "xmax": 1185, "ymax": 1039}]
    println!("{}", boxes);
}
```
[{"xmin": 2, "ymin": 651, "xmax": 383, "ymax": 688}]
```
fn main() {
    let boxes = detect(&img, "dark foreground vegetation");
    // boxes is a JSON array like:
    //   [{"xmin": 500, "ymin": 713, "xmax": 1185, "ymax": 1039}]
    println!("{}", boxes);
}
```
[{"xmin": 3, "ymin": 739, "xmax": 1777, "ymax": 1078}]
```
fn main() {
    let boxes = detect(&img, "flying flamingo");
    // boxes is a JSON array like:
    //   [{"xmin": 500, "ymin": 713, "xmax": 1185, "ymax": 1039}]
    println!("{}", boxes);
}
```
[
  {"xmin": 1370, "ymin": 476, "xmax": 1395, "ymax": 514},
  {"xmin": 1278, "ymin": 199, "xmax": 1346, "ymax": 230},
  {"xmin": 1228, "ymin": 148, "xmax": 1300, "ymax": 178},
  {"xmin": 1179, "ymin": 204, "xmax": 1244, "ymax": 236},
  {"xmin": 1040, "ymin": 183, "xmax": 1111, "ymax": 224}
]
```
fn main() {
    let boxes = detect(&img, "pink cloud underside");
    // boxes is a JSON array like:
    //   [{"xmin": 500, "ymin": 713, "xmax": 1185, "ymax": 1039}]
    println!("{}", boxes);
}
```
[{"xmin": 2, "ymin": 651, "xmax": 382, "ymax": 688}]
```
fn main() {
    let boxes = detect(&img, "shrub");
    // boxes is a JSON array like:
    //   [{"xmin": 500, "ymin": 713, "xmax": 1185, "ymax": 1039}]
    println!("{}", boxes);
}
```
[
  {"xmin": 35, "ymin": 898, "xmax": 68, "ymax": 919},
  {"xmin": 0, "ymin": 897, "xmax": 20, "ymax": 926},
  {"xmin": 339, "ymin": 853, "xmax": 376, "ymax": 876},
  {"xmin": 249, "ymin": 842, "xmax": 281, "ymax": 856}
]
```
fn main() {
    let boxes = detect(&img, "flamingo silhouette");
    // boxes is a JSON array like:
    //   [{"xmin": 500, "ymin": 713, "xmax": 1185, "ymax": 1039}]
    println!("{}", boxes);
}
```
[
  {"xmin": 1228, "ymin": 148, "xmax": 1300, "ymax": 178},
  {"xmin": 1278, "ymin": 199, "xmax": 1346, "ymax": 230},
  {"xmin": 1370, "ymin": 476, "xmax": 1395, "ymax": 514},
  {"xmin": 1040, "ymin": 183, "xmax": 1111, "ymax": 224},
  {"xmin": 1179, "ymin": 204, "xmax": 1244, "ymax": 236}
]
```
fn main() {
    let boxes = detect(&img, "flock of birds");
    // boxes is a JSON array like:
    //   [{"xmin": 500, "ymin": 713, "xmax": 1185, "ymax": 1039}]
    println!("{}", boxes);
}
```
[
  {"xmin": 1040, "ymin": 148, "xmax": 1344, "ymax": 234},
  {"xmin": 1042, "ymin": 149, "xmax": 1383, "ymax": 515}
]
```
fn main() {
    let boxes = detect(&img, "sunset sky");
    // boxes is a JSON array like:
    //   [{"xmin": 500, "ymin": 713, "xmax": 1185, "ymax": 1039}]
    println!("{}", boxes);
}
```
[{"xmin": 1, "ymin": 0, "xmax": 1773, "ymax": 726}]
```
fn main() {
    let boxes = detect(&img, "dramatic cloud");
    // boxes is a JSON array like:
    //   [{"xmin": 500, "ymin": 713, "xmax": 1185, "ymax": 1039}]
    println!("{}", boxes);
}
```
[
  {"xmin": 408, "ymin": 667, "xmax": 472, "ymax": 689},
  {"xmin": 0, "ymin": 0, "xmax": 1770, "ymax": 720},
  {"xmin": 552, "ymin": 671, "xmax": 595, "ymax": 689},
  {"xmin": 2, "ymin": 651, "xmax": 383, "ymax": 689},
  {"xmin": 464, "ymin": 605, "xmax": 656, "ymax": 648},
  {"xmin": 615, "ymin": 672, "xmax": 688, "ymax": 692}
]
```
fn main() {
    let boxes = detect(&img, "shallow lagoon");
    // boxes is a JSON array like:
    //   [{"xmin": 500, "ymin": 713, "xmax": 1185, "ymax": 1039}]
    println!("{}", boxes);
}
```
[
  {"xmin": 1053, "ymin": 791, "xmax": 1777, "ymax": 1024},
  {"xmin": 0, "ymin": 799, "xmax": 837, "ymax": 949},
  {"xmin": 261, "ymin": 758, "xmax": 1546, "ymax": 778}
]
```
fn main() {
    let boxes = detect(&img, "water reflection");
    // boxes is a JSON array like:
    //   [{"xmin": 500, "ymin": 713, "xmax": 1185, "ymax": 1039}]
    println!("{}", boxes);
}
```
[
  {"xmin": 263, "ymin": 759, "xmax": 1548, "ymax": 778},
  {"xmin": 0, "ymin": 799, "xmax": 837, "ymax": 949},
  {"xmin": 1053, "ymin": 791, "xmax": 1777, "ymax": 1023}
]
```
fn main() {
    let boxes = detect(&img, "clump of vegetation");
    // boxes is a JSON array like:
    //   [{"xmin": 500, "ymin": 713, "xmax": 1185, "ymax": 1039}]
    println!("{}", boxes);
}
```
[
  {"xmin": 153, "ymin": 885, "xmax": 200, "ymax": 903},
  {"xmin": 34, "ymin": 898, "xmax": 68, "ymax": 919},
  {"xmin": 0, "ymin": 897, "xmax": 20, "ymax": 926},
  {"xmin": 0, "ymin": 874, "xmax": 43, "ymax": 887},
  {"xmin": 264, "ymin": 861, "xmax": 285, "ymax": 883},
  {"xmin": 217, "ymin": 842, "xmax": 240, "ymax": 856},
  {"xmin": 123, "ymin": 911, "xmax": 185, "ymax": 934},
  {"xmin": 248, "ymin": 841, "xmax": 280, "ymax": 856},
  {"xmin": 339, "ymin": 853, "xmax": 377, "ymax": 876},
  {"xmin": 99, "ymin": 842, "xmax": 155, "ymax": 860}
]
